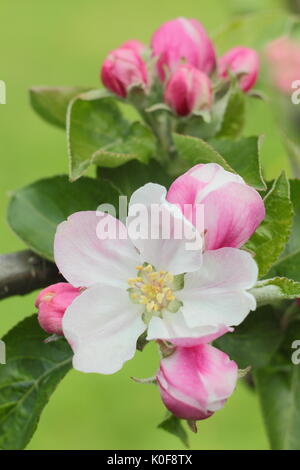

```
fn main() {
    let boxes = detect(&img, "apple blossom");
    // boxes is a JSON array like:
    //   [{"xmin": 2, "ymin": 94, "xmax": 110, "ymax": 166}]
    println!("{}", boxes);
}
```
[
  {"xmin": 54, "ymin": 180, "xmax": 258, "ymax": 375},
  {"xmin": 164, "ymin": 64, "xmax": 212, "ymax": 116},
  {"xmin": 219, "ymin": 47, "xmax": 259, "ymax": 92},
  {"xmin": 35, "ymin": 282, "xmax": 81, "ymax": 336},
  {"xmin": 101, "ymin": 46, "xmax": 148, "ymax": 98},
  {"xmin": 151, "ymin": 17, "xmax": 216, "ymax": 81},
  {"xmin": 157, "ymin": 343, "xmax": 238, "ymax": 420},
  {"xmin": 167, "ymin": 163, "xmax": 265, "ymax": 250}
]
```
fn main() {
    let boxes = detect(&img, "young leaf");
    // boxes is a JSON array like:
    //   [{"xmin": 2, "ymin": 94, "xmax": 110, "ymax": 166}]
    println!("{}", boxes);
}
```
[
  {"xmin": 254, "ymin": 364, "xmax": 300, "ymax": 450},
  {"xmin": 29, "ymin": 86, "xmax": 91, "ymax": 128},
  {"xmin": 214, "ymin": 305, "xmax": 283, "ymax": 369},
  {"xmin": 67, "ymin": 90, "xmax": 155, "ymax": 181},
  {"xmin": 173, "ymin": 133, "xmax": 235, "ymax": 173},
  {"xmin": 7, "ymin": 175, "xmax": 120, "ymax": 261},
  {"xmin": 245, "ymin": 172, "xmax": 293, "ymax": 278},
  {"xmin": 209, "ymin": 136, "xmax": 266, "ymax": 190},
  {"xmin": 250, "ymin": 277, "xmax": 300, "ymax": 307},
  {"xmin": 0, "ymin": 315, "xmax": 72, "ymax": 450},
  {"xmin": 158, "ymin": 414, "xmax": 189, "ymax": 448},
  {"xmin": 216, "ymin": 86, "xmax": 245, "ymax": 138}
]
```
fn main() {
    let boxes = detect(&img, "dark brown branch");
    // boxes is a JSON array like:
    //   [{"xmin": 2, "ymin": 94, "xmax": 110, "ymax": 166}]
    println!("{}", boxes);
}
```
[{"xmin": 0, "ymin": 250, "xmax": 63, "ymax": 300}]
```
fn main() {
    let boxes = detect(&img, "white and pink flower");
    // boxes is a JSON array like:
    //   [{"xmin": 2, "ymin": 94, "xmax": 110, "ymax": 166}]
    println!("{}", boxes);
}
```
[{"xmin": 53, "ymin": 165, "xmax": 262, "ymax": 375}]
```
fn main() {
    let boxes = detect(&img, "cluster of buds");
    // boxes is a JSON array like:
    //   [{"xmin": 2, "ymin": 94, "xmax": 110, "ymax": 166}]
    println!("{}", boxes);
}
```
[{"xmin": 100, "ymin": 17, "xmax": 259, "ymax": 117}]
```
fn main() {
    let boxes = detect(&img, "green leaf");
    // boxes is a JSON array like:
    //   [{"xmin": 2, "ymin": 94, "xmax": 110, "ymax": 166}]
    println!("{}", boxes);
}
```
[
  {"xmin": 245, "ymin": 172, "xmax": 293, "ymax": 278},
  {"xmin": 177, "ymin": 83, "xmax": 245, "ymax": 140},
  {"xmin": 0, "ymin": 315, "xmax": 72, "ymax": 450},
  {"xmin": 100, "ymin": 159, "xmax": 173, "ymax": 198},
  {"xmin": 29, "ymin": 86, "xmax": 91, "ymax": 128},
  {"xmin": 214, "ymin": 306, "xmax": 282, "ymax": 369},
  {"xmin": 7, "ymin": 175, "xmax": 120, "ymax": 261},
  {"xmin": 250, "ymin": 277, "xmax": 300, "ymax": 307},
  {"xmin": 209, "ymin": 136, "xmax": 266, "ymax": 190},
  {"xmin": 267, "ymin": 250, "xmax": 300, "ymax": 283},
  {"xmin": 67, "ymin": 89, "xmax": 155, "ymax": 181},
  {"xmin": 254, "ymin": 364, "xmax": 300, "ymax": 450},
  {"xmin": 285, "ymin": 179, "xmax": 300, "ymax": 256},
  {"xmin": 158, "ymin": 414, "xmax": 189, "ymax": 448},
  {"xmin": 216, "ymin": 86, "xmax": 245, "ymax": 138},
  {"xmin": 173, "ymin": 133, "xmax": 235, "ymax": 173}
]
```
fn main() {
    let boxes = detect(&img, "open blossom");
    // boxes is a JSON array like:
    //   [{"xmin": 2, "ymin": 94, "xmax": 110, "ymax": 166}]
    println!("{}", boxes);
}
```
[
  {"xmin": 101, "ymin": 46, "xmax": 148, "ymax": 98},
  {"xmin": 265, "ymin": 36, "xmax": 300, "ymax": 94},
  {"xmin": 54, "ymin": 178, "xmax": 258, "ymax": 375},
  {"xmin": 167, "ymin": 163, "xmax": 265, "ymax": 250},
  {"xmin": 164, "ymin": 64, "xmax": 212, "ymax": 116},
  {"xmin": 35, "ymin": 282, "xmax": 80, "ymax": 336},
  {"xmin": 219, "ymin": 47, "xmax": 259, "ymax": 92},
  {"xmin": 151, "ymin": 17, "xmax": 216, "ymax": 81},
  {"xmin": 157, "ymin": 343, "xmax": 238, "ymax": 420}
]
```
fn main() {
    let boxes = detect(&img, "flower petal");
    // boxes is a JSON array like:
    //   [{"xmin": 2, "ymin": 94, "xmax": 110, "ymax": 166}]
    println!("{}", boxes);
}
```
[
  {"xmin": 127, "ymin": 183, "xmax": 202, "ymax": 274},
  {"xmin": 178, "ymin": 248, "xmax": 257, "ymax": 328},
  {"xmin": 147, "ymin": 310, "xmax": 231, "ymax": 346},
  {"xmin": 54, "ymin": 211, "xmax": 139, "ymax": 288},
  {"xmin": 167, "ymin": 163, "xmax": 265, "ymax": 249},
  {"xmin": 63, "ymin": 285, "xmax": 145, "ymax": 374}
]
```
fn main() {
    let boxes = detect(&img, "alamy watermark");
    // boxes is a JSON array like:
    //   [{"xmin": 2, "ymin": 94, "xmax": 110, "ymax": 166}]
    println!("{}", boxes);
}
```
[
  {"xmin": 291, "ymin": 340, "xmax": 300, "ymax": 365},
  {"xmin": 0, "ymin": 80, "xmax": 6, "ymax": 104},
  {"xmin": 96, "ymin": 198, "xmax": 204, "ymax": 251}
]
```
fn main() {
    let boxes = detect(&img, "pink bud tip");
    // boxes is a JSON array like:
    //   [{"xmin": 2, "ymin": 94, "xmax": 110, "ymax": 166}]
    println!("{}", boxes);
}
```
[
  {"xmin": 151, "ymin": 17, "xmax": 216, "ymax": 81},
  {"xmin": 35, "ymin": 282, "xmax": 81, "ymax": 336},
  {"xmin": 157, "ymin": 344, "xmax": 238, "ymax": 421},
  {"xmin": 164, "ymin": 64, "xmax": 212, "ymax": 116},
  {"xmin": 218, "ymin": 47, "xmax": 259, "ymax": 92},
  {"xmin": 101, "ymin": 46, "xmax": 148, "ymax": 98}
]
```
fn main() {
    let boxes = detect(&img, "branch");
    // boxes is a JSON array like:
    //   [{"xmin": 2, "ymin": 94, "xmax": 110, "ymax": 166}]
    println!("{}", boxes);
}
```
[{"xmin": 0, "ymin": 250, "xmax": 63, "ymax": 300}]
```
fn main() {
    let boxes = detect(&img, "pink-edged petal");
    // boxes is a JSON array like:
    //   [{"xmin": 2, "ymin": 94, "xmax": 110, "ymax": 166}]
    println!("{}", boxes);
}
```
[
  {"xmin": 157, "ymin": 344, "xmax": 238, "ymax": 420},
  {"xmin": 147, "ymin": 310, "xmax": 231, "ymax": 345},
  {"xmin": 167, "ymin": 163, "xmax": 265, "ymax": 250},
  {"xmin": 63, "ymin": 285, "xmax": 145, "ymax": 374},
  {"xmin": 54, "ymin": 211, "xmax": 139, "ymax": 288},
  {"xmin": 178, "ymin": 248, "xmax": 258, "ymax": 328},
  {"xmin": 201, "ymin": 182, "xmax": 265, "ymax": 250},
  {"xmin": 127, "ymin": 183, "xmax": 202, "ymax": 274}
]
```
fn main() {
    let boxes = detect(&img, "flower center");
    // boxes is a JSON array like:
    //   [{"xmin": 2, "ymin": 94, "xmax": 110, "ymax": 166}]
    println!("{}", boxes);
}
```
[{"xmin": 128, "ymin": 264, "xmax": 179, "ymax": 317}]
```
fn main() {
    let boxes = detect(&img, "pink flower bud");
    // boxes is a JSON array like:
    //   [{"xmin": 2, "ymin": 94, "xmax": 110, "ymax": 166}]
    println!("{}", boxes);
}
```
[
  {"xmin": 35, "ymin": 282, "xmax": 80, "ymax": 336},
  {"xmin": 265, "ymin": 36, "xmax": 300, "ymax": 94},
  {"xmin": 101, "ymin": 47, "xmax": 148, "ymax": 98},
  {"xmin": 219, "ymin": 47, "xmax": 259, "ymax": 92},
  {"xmin": 121, "ymin": 39, "xmax": 147, "ymax": 56},
  {"xmin": 157, "ymin": 344, "xmax": 238, "ymax": 421},
  {"xmin": 164, "ymin": 64, "xmax": 212, "ymax": 116},
  {"xmin": 151, "ymin": 17, "xmax": 216, "ymax": 81}
]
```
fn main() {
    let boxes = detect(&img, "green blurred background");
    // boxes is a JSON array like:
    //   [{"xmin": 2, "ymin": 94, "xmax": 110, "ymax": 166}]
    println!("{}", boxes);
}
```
[{"xmin": 0, "ymin": 0, "xmax": 292, "ymax": 450}]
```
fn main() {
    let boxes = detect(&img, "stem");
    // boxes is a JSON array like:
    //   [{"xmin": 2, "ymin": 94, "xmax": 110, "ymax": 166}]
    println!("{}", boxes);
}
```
[{"xmin": 0, "ymin": 250, "xmax": 63, "ymax": 300}]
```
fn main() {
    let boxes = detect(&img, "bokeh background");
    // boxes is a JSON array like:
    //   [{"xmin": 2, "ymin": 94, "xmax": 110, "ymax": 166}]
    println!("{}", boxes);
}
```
[{"xmin": 0, "ymin": 0, "xmax": 293, "ymax": 450}]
